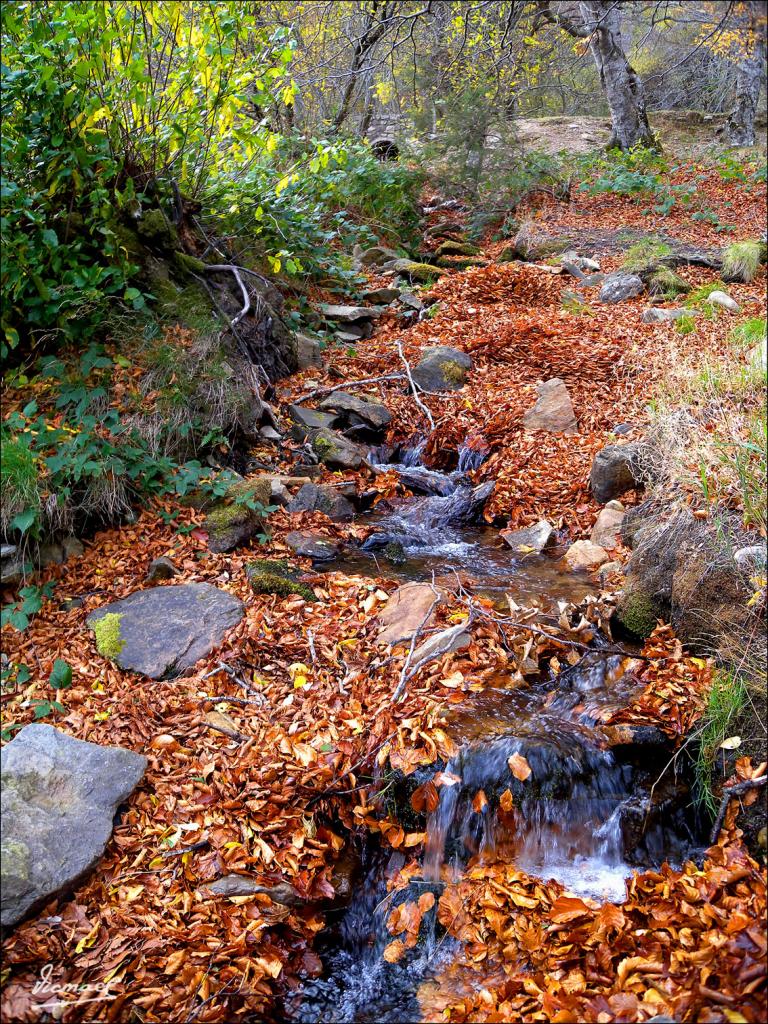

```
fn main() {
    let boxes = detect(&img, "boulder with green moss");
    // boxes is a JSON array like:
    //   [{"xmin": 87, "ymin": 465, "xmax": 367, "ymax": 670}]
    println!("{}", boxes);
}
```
[
  {"xmin": 246, "ymin": 559, "xmax": 317, "ymax": 601},
  {"xmin": 311, "ymin": 428, "xmax": 365, "ymax": 470},
  {"xmin": 204, "ymin": 477, "xmax": 274, "ymax": 553},
  {"xmin": 435, "ymin": 240, "xmax": 479, "ymax": 257},
  {"xmin": 385, "ymin": 259, "xmax": 447, "ymax": 283},
  {"xmin": 1, "ymin": 724, "xmax": 147, "ymax": 928},
  {"xmin": 87, "ymin": 583, "xmax": 243, "ymax": 679},
  {"xmin": 411, "ymin": 346, "xmax": 472, "ymax": 393},
  {"xmin": 646, "ymin": 266, "xmax": 691, "ymax": 300}
]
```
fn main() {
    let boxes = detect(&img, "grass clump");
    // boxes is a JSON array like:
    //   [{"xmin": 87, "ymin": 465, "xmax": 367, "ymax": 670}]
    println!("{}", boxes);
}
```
[
  {"xmin": 721, "ymin": 240, "xmax": 766, "ymax": 284},
  {"xmin": 729, "ymin": 317, "xmax": 767, "ymax": 353},
  {"xmin": 685, "ymin": 280, "xmax": 728, "ymax": 309},
  {"xmin": 0, "ymin": 437, "xmax": 40, "ymax": 538},
  {"xmin": 621, "ymin": 237, "xmax": 672, "ymax": 273},
  {"xmin": 647, "ymin": 266, "xmax": 690, "ymax": 300},
  {"xmin": 694, "ymin": 669, "xmax": 748, "ymax": 816}
]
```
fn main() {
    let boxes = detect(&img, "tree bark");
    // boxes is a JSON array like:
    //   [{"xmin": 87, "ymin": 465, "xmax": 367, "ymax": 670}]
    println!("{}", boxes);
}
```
[
  {"xmin": 534, "ymin": 1, "xmax": 656, "ymax": 150},
  {"xmin": 579, "ymin": 1, "xmax": 655, "ymax": 150},
  {"xmin": 726, "ymin": 1, "xmax": 767, "ymax": 146}
]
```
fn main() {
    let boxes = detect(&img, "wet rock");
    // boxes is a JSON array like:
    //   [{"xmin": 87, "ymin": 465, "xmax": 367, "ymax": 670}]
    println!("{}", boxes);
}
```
[
  {"xmin": 590, "ymin": 500, "xmax": 625, "ymax": 549},
  {"xmin": 612, "ymin": 423, "xmax": 634, "ymax": 436},
  {"xmin": 597, "ymin": 560, "xmax": 623, "ymax": 583},
  {"xmin": 578, "ymin": 272, "xmax": 607, "ymax": 288},
  {"xmin": 204, "ymin": 476, "xmax": 274, "ymax": 552},
  {"xmin": 501, "ymin": 520, "xmax": 554, "ymax": 555},
  {"xmin": 706, "ymin": 290, "xmax": 740, "ymax": 312},
  {"xmin": 383, "ymin": 540, "xmax": 407, "ymax": 565},
  {"xmin": 37, "ymin": 543, "xmax": 65, "ymax": 567},
  {"xmin": 317, "ymin": 303, "xmax": 383, "ymax": 323},
  {"xmin": 269, "ymin": 479, "xmax": 292, "ymax": 507},
  {"xmin": 1, "ymin": 544, "xmax": 24, "ymax": 585},
  {"xmin": 641, "ymin": 307, "xmax": 696, "ymax": 324},
  {"xmin": 362, "ymin": 286, "xmax": 400, "ymax": 304},
  {"xmin": 318, "ymin": 392, "xmax": 392, "ymax": 430},
  {"xmin": 259, "ymin": 425, "xmax": 282, "ymax": 441},
  {"xmin": 87, "ymin": 584, "xmax": 244, "ymax": 679},
  {"xmin": 296, "ymin": 333, "xmax": 324, "ymax": 370},
  {"xmin": 288, "ymin": 482, "xmax": 355, "ymax": 522},
  {"xmin": 311, "ymin": 428, "xmax": 365, "ymax": 470},
  {"xmin": 246, "ymin": 559, "xmax": 317, "ymax": 602},
  {"xmin": 145, "ymin": 556, "xmax": 177, "ymax": 582},
  {"xmin": 589, "ymin": 444, "xmax": 641, "ymax": 503},
  {"xmin": 1, "ymin": 724, "xmax": 147, "ymax": 928},
  {"xmin": 602, "ymin": 723, "xmax": 669, "ymax": 748},
  {"xmin": 412, "ymin": 346, "xmax": 471, "ymax": 392},
  {"xmin": 377, "ymin": 582, "xmax": 443, "ymax": 646},
  {"xmin": 284, "ymin": 531, "xmax": 340, "ymax": 561},
  {"xmin": 523, "ymin": 378, "xmax": 577, "ymax": 435},
  {"xmin": 564, "ymin": 540, "xmax": 609, "ymax": 571},
  {"xmin": 288, "ymin": 405, "xmax": 338, "ymax": 433},
  {"xmin": 599, "ymin": 273, "xmax": 644, "ymax": 304}
]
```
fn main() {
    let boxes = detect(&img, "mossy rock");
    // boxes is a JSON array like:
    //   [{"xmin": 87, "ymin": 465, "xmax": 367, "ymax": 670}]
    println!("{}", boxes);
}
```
[
  {"xmin": 245, "ymin": 559, "xmax": 317, "ymax": 602},
  {"xmin": 310, "ymin": 428, "xmax": 364, "ymax": 470},
  {"xmin": 390, "ymin": 259, "xmax": 447, "ymax": 283},
  {"xmin": 614, "ymin": 590, "xmax": 659, "ymax": 639},
  {"xmin": 498, "ymin": 245, "xmax": 519, "ymax": 263},
  {"xmin": 136, "ymin": 209, "xmax": 179, "ymax": 250},
  {"xmin": 411, "ymin": 346, "xmax": 472, "ymax": 393},
  {"xmin": 173, "ymin": 251, "xmax": 208, "ymax": 276},
  {"xmin": 204, "ymin": 477, "xmax": 273, "ymax": 553},
  {"xmin": 435, "ymin": 240, "xmax": 480, "ymax": 258},
  {"xmin": 435, "ymin": 256, "xmax": 486, "ymax": 270}
]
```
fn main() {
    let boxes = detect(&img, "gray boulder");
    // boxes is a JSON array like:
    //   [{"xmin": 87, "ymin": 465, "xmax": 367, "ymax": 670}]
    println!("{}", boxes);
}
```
[
  {"xmin": 204, "ymin": 476, "xmax": 274, "ymax": 553},
  {"xmin": 412, "ymin": 346, "xmax": 472, "ymax": 392},
  {"xmin": 523, "ymin": 379, "xmax": 577, "ymax": 435},
  {"xmin": 87, "ymin": 583, "xmax": 244, "ymax": 679},
  {"xmin": 296, "ymin": 333, "xmax": 324, "ymax": 370},
  {"xmin": 1, "ymin": 544, "xmax": 24, "ymax": 585},
  {"xmin": 284, "ymin": 531, "xmax": 341, "ymax": 561},
  {"xmin": 599, "ymin": 274, "xmax": 644, "ymax": 304},
  {"xmin": 363, "ymin": 287, "xmax": 401, "ymax": 304},
  {"xmin": 288, "ymin": 483, "xmax": 355, "ymax": 522},
  {"xmin": 288, "ymin": 405, "xmax": 338, "ymax": 433},
  {"xmin": 1, "ymin": 724, "xmax": 147, "ymax": 928},
  {"xmin": 318, "ymin": 391, "xmax": 392, "ymax": 430},
  {"xmin": 641, "ymin": 307, "xmax": 696, "ymax": 324},
  {"xmin": 145, "ymin": 556, "xmax": 177, "ymax": 582},
  {"xmin": 318, "ymin": 304, "xmax": 383, "ymax": 323},
  {"xmin": 590, "ymin": 445, "xmax": 641, "ymax": 503},
  {"xmin": 311, "ymin": 428, "xmax": 365, "ymax": 470}
]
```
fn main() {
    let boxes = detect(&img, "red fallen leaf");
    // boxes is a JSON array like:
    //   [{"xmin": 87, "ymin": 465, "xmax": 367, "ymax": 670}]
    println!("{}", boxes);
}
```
[
  {"xmin": 418, "ymin": 892, "xmax": 436, "ymax": 914},
  {"xmin": 499, "ymin": 789, "xmax": 514, "ymax": 812},
  {"xmin": 383, "ymin": 939, "xmax": 407, "ymax": 963},
  {"xmin": 190, "ymin": 528, "xmax": 208, "ymax": 543},
  {"xmin": 508, "ymin": 752, "xmax": 531, "ymax": 781},
  {"xmin": 472, "ymin": 789, "xmax": 489, "ymax": 813},
  {"xmin": 410, "ymin": 780, "xmax": 439, "ymax": 814},
  {"xmin": 549, "ymin": 895, "xmax": 593, "ymax": 923}
]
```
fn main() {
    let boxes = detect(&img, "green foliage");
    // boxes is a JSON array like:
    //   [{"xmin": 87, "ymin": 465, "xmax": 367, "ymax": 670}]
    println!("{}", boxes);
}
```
[
  {"xmin": 674, "ymin": 314, "xmax": 698, "ymax": 336},
  {"xmin": 206, "ymin": 137, "xmax": 421, "ymax": 283},
  {"xmin": 729, "ymin": 318, "xmax": 767, "ymax": 353},
  {"xmin": 1, "ymin": 581, "xmax": 56, "ymax": 632},
  {"xmin": 581, "ymin": 146, "xmax": 664, "ymax": 196},
  {"xmin": 647, "ymin": 266, "xmax": 691, "ymax": 300},
  {"xmin": 695, "ymin": 670, "xmax": 748, "ymax": 817}
]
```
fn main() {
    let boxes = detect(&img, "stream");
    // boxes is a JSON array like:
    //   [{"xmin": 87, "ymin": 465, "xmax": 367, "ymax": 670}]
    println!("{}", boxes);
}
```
[{"xmin": 284, "ymin": 444, "xmax": 701, "ymax": 1024}]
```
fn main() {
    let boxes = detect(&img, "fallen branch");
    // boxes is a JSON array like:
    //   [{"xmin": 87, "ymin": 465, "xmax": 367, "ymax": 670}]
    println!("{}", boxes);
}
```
[
  {"xmin": 295, "ymin": 373, "xmax": 406, "ymax": 404},
  {"xmin": 709, "ymin": 775, "xmax": 767, "ymax": 844},
  {"xmin": 162, "ymin": 837, "xmax": 210, "ymax": 859},
  {"xmin": 396, "ymin": 338, "xmax": 435, "ymax": 432},
  {"xmin": 204, "ymin": 264, "xmax": 251, "ymax": 326}
]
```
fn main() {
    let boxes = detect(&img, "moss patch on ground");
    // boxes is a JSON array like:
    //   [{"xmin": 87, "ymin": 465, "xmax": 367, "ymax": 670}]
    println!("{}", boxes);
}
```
[{"xmin": 245, "ymin": 559, "xmax": 317, "ymax": 602}]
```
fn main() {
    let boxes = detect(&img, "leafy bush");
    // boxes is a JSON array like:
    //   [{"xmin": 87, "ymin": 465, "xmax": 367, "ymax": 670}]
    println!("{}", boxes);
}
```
[{"xmin": 205, "ymin": 137, "xmax": 421, "ymax": 283}]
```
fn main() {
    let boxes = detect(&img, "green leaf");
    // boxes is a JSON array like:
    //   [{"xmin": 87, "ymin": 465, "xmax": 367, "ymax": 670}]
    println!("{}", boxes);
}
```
[
  {"xmin": 11, "ymin": 508, "xmax": 38, "ymax": 535},
  {"xmin": 49, "ymin": 659, "xmax": 73, "ymax": 690}
]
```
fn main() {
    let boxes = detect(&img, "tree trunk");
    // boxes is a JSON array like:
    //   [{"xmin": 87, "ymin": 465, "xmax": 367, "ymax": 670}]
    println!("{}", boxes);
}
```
[
  {"xmin": 726, "ymin": 2, "xmax": 767, "ymax": 146},
  {"xmin": 579, "ymin": 1, "xmax": 655, "ymax": 150}
]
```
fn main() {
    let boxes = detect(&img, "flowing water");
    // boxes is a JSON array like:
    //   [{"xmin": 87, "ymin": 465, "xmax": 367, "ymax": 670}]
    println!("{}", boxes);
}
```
[{"xmin": 286, "ymin": 442, "xmax": 699, "ymax": 1023}]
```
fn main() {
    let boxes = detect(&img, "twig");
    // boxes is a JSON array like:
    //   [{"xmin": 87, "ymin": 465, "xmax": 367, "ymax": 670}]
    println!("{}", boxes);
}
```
[
  {"xmin": 295, "ymin": 373, "xmax": 406, "ymax": 404},
  {"xmin": 200, "ymin": 695, "xmax": 266, "ymax": 707},
  {"xmin": 396, "ymin": 339, "xmax": 435, "ymax": 432},
  {"xmin": 392, "ymin": 578, "xmax": 445, "ymax": 703},
  {"xmin": 204, "ymin": 722, "xmax": 247, "ymax": 742},
  {"xmin": 203, "ymin": 661, "xmax": 266, "ymax": 702},
  {"xmin": 709, "ymin": 775, "xmax": 767, "ymax": 844},
  {"xmin": 162, "ymin": 838, "xmax": 210, "ymax": 859}
]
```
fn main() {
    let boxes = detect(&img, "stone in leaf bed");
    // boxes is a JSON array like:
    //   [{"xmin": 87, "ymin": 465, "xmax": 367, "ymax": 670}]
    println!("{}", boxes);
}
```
[
  {"xmin": 1, "ymin": 724, "xmax": 147, "ymax": 928},
  {"xmin": 87, "ymin": 583, "xmax": 244, "ymax": 679}
]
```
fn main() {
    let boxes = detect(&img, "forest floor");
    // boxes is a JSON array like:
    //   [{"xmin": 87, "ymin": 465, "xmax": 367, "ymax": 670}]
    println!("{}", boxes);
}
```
[{"xmin": 1, "ymin": 156, "xmax": 766, "ymax": 1023}]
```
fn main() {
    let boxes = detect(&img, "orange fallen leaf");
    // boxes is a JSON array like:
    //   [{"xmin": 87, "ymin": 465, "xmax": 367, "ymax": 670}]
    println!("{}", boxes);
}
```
[{"xmin": 508, "ymin": 752, "xmax": 531, "ymax": 781}]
